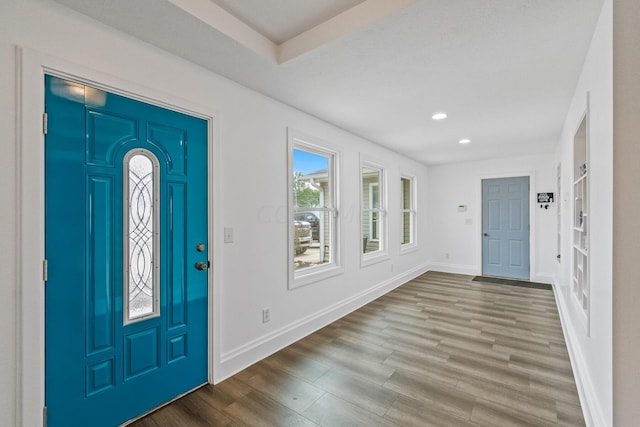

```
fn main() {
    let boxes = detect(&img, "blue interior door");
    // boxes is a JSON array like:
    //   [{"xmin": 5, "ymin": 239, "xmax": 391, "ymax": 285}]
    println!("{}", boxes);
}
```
[
  {"xmin": 482, "ymin": 176, "xmax": 530, "ymax": 280},
  {"xmin": 45, "ymin": 76, "xmax": 209, "ymax": 426}
]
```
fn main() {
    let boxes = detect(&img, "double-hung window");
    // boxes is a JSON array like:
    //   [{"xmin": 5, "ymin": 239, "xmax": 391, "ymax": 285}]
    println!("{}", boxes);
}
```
[
  {"xmin": 288, "ymin": 130, "xmax": 341, "ymax": 288},
  {"xmin": 361, "ymin": 160, "xmax": 387, "ymax": 265},
  {"xmin": 401, "ymin": 176, "xmax": 417, "ymax": 250}
]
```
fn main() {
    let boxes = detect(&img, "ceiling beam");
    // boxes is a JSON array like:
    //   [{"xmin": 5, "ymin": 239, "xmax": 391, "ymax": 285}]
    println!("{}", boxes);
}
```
[
  {"xmin": 277, "ymin": 0, "xmax": 417, "ymax": 63},
  {"xmin": 167, "ymin": 0, "xmax": 277, "ymax": 62},
  {"xmin": 167, "ymin": 0, "xmax": 416, "ymax": 64}
]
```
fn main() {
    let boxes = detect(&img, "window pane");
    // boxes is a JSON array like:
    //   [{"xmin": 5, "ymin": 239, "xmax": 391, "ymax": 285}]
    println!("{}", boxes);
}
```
[
  {"xmin": 293, "ymin": 149, "xmax": 329, "ymax": 209},
  {"xmin": 362, "ymin": 167, "xmax": 380, "ymax": 209},
  {"xmin": 294, "ymin": 210, "xmax": 332, "ymax": 271},
  {"xmin": 292, "ymin": 146, "xmax": 335, "ymax": 275},
  {"xmin": 126, "ymin": 153, "xmax": 157, "ymax": 321},
  {"xmin": 401, "ymin": 178, "xmax": 411, "ymax": 210},
  {"xmin": 361, "ymin": 164, "xmax": 384, "ymax": 256},
  {"xmin": 401, "ymin": 177, "xmax": 413, "ymax": 245},
  {"xmin": 362, "ymin": 211, "xmax": 381, "ymax": 253},
  {"xmin": 402, "ymin": 212, "xmax": 411, "ymax": 244}
]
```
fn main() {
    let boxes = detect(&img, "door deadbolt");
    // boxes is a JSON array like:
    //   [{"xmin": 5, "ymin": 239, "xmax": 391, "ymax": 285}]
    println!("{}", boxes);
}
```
[{"xmin": 196, "ymin": 243, "xmax": 205, "ymax": 252}]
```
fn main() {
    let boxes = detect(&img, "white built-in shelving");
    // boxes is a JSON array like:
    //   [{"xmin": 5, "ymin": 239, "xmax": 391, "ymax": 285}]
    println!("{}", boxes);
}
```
[{"xmin": 572, "ymin": 99, "xmax": 589, "ymax": 323}]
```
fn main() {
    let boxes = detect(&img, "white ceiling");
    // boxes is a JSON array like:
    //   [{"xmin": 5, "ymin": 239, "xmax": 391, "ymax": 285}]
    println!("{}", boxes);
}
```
[
  {"xmin": 51, "ymin": 0, "xmax": 604, "ymax": 165},
  {"xmin": 209, "ymin": 0, "xmax": 366, "ymax": 44}
]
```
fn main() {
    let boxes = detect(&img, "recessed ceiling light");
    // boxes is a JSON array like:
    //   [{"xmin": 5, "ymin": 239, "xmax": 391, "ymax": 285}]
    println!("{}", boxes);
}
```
[
  {"xmin": 459, "ymin": 138, "xmax": 471, "ymax": 144},
  {"xmin": 431, "ymin": 112, "xmax": 447, "ymax": 120}
]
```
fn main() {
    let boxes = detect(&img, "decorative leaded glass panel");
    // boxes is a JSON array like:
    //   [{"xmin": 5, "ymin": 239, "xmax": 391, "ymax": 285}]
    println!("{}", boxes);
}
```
[{"xmin": 125, "ymin": 151, "xmax": 159, "ymax": 322}]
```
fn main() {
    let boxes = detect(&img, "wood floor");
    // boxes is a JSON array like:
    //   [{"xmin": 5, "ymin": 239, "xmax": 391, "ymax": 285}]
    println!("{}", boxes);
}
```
[{"xmin": 131, "ymin": 271, "xmax": 584, "ymax": 426}]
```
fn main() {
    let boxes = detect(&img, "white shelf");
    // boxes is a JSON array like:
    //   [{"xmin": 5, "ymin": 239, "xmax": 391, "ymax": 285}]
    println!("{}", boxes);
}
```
[
  {"xmin": 573, "ymin": 173, "xmax": 587, "ymax": 185},
  {"xmin": 574, "ymin": 247, "xmax": 588, "ymax": 256}
]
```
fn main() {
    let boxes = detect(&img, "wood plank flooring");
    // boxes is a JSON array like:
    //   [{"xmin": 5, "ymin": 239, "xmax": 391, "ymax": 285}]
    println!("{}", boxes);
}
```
[{"xmin": 131, "ymin": 271, "xmax": 584, "ymax": 426}]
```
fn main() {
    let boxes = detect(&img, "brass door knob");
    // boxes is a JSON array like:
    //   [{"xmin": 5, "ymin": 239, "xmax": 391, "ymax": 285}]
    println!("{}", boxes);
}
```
[{"xmin": 195, "ymin": 261, "xmax": 209, "ymax": 271}]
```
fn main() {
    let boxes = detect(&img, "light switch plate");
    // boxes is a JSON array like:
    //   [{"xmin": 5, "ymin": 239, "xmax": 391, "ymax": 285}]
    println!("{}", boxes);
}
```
[{"xmin": 224, "ymin": 227, "xmax": 233, "ymax": 243}]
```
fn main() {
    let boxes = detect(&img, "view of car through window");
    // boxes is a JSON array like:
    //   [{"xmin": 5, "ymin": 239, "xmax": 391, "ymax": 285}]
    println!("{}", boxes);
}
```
[
  {"xmin": 292, "ymin": 147, "xmax": 333, "ymax": 272},
  {"xmin": 295, "ymin": 212, "xmax": 319, "ymax": 240},
  {"xmin": 293, "ymin": 219, "xmax": 312, "ymax": 255}
]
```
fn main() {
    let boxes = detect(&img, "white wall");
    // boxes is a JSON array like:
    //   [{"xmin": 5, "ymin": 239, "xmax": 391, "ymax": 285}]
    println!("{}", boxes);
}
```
[
  {"xmin": 0, "ymin": 1, "xmax": 429, "ymax": 425},
  {"xmin": 554, "ymin": 1, "xmax": 613, "ymax": 425},
  {"xmin": 426, "ymin": 154, "xmax": 558, "ymax": 283}
]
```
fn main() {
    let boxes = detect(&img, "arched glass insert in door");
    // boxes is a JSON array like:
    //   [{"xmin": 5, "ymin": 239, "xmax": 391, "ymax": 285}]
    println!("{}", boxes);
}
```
[{"xmin": 124, "ymin": 149, "xmax": 160, "ymax": 324}]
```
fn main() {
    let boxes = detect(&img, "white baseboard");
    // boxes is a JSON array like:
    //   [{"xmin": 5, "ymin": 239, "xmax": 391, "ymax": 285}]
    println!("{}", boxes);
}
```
[
  {"xmin": 552, "ymin": 278, "xmax": 609, "ymax": 427},
  {"xmin": 213, "ymin": 262, "xmax": 431, "ymax": 383},
  {"xmin": 428, "ymin": 262, "xmax": 553, "ymax": 285},
  {"xmin": 531, "ymin": 274, "xmax": 553, "ymax": 284},
  {"xmin": 427, "ymin": 262, "xmax": 479, "ymax": 276}
]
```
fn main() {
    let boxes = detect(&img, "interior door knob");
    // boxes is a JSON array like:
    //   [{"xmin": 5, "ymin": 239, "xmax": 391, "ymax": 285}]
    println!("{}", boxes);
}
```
[
  {"xmin": 483, "ymin": 232, "xmax": 489, "ymax": 236},
  {"xmin": 195, "ymin": 261, "xmax": 208, "ymax": 271}
]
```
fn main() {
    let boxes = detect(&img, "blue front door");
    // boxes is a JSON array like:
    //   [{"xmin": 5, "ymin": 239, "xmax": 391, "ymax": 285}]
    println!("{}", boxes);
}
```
[
  {"xmin": 482, "ymin": 176, "xmax": 530, "ymax": 280},
  {"xmin": 45, "ymin": 76, "xmax": 209, "ymax": 426}
]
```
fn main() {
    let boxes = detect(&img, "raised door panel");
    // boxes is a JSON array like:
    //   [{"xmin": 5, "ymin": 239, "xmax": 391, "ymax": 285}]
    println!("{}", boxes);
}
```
[{"xmin": 86, "ymin": 175, "xmax": 115, "ymax": 357}]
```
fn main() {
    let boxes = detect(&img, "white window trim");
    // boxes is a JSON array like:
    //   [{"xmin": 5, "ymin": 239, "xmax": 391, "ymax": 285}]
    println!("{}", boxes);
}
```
[
  {"xmin": 400, "ymin": 174, "xmax": 418, "ymax": 254},
  {"xmin": 288, "ymin": 129, "xmax": 343, "ymax": 289},
  {"xmin": 360, "ymin": 157, "xmax": 389, "ymax": 267}
]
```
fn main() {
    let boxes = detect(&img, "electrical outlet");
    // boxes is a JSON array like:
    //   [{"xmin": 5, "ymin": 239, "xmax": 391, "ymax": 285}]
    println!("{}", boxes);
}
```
[{"xmin": 262, "ymin": 308, "xmax": 270, "ymax": 323}]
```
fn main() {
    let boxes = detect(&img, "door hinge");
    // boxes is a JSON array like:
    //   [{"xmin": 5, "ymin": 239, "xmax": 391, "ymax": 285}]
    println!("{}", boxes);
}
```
[
  {"xmin": 43, "ymin": 259, "xmax": 48, "ymax": 282},
  {"xmin": 43, "ymin": 406, "xmax": 47, "ymax": 427},
  {"xmin": 43, "ymin": 113, "xmax": 48, "ymax": 135}
]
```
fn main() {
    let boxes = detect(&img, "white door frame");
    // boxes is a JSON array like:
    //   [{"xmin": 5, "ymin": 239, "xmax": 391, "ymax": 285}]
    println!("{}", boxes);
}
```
[
  {"xmin": 475, "ymin": 171, "xmax": 537, "ymax": 280},
  {"xmin": 16, "ymin": 47, "xmax": 220, "ymax": 426}
]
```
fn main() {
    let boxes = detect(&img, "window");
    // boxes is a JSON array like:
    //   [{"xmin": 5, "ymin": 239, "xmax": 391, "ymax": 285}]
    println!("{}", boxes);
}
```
[
  {"xmin": 289, "ymin": 131, "xmax": 341, "ymax": 288},
  {"xmin": 401, "ymin": 176, "xmax": 416, "ymax": 249},
  {"xmin": 361, "ymin": 160, "xmax": 387, "ymax": 264},
  {"xmin": 124, "ymin": 149, "xmax": 160, "ymax": 324}
]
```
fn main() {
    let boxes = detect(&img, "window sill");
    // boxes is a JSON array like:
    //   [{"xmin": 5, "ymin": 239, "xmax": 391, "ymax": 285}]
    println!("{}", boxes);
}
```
[
  {"xmin": 400, "ymin": 243, "xmax": 418, "ymax": 255},
  {"xmin": 290, "ymin": 265, "xmax": 344, "ymax": 290},
  {"xmin": 360, "ymin": 251, "xmax": 390, "ymax": 268}
]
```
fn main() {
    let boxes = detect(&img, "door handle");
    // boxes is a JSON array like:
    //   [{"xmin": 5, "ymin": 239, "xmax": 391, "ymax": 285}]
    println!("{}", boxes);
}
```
[
  {"xmin": 195, "ymin": 261, "xmax": 209, "ymax": 271},
  {"xmin": 483, "ymin": 232, "xmax": 489, "ymax": 237}
]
